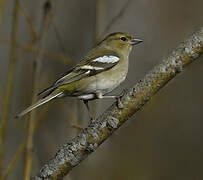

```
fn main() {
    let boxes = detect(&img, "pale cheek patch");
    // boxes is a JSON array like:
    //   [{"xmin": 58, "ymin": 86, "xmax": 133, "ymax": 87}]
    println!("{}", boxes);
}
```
[{"xmin": 93, "ymin": 55, "xmax": 119, "ymax": 63}]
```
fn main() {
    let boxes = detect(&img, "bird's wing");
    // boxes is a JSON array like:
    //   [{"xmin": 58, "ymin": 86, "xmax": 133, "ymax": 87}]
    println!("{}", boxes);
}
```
[
  {"xmin": 54, "ymin": 50, "xmax": 120, "ymax": 86},
  {"xmin": 38, "ymin": 48, "xmax": 119, "ymax": 96}
]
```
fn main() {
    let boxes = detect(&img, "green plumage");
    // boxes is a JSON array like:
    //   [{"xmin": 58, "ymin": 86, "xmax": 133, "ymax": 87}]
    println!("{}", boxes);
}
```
[{"xmin": 16, "ymin": 32, "xmax": 142, "ymax": 118}]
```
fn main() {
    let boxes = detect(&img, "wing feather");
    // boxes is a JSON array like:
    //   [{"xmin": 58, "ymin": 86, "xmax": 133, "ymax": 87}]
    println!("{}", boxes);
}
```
[{"xmin": 52, "ymin": 49, "xmax": 119, "ymax": 87}]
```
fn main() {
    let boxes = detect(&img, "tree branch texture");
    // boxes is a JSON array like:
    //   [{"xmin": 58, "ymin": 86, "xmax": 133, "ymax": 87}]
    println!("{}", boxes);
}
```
[{"xmin": 35, "ymin": 27, "xmax": 203, "ymax": 180}]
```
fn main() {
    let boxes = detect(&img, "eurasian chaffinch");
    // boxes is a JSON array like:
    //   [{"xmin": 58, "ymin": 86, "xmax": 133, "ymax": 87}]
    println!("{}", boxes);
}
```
[{"xmin": 16, "ymin": 32, "xmax": 143, "ymax": 119}]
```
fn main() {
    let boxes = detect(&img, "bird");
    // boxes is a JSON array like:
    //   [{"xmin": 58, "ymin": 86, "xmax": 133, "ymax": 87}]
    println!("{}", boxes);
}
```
[{"xmin": 15, "ymin": 32, "xmax": 143, "ymax": 119}]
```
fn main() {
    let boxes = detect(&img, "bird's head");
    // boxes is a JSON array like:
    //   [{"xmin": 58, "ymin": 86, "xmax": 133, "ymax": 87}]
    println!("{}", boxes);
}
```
[{"xmin": 99, "ymin": 32, "xmax": 143, "ymax": 54}]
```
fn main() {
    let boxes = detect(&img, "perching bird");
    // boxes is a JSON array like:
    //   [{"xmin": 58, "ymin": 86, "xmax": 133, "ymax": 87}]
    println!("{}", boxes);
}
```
[{"xmin": 15, "ymin": 32, "xmax": 143, "ymax": 119}]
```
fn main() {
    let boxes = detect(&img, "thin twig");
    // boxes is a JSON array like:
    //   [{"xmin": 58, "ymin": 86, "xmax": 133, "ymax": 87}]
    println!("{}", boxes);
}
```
[
  {"xmin": 72, "ymin": 124, "xmax": 84, "ymax": 130},
  {"xmin": 96, "ymin": 0, "xmax": 132, "ymax": 42},
  {"xmin": 23, "ymin": 1, "xmax": 55, "ymax": 179},
  {"xmin": 0, "ymin": 0, "xmax": 19, "ymax": 176},
  {"xmin": 1, "ymin": 143, "xmax": 25, "ymax": 180},
  {"xmin": 0, "ymin": 0, "xmax": 8, "ymax": 24},
  {"xmin": 18, "ymin": 4, "xmax": 38, "ymax": 42},
  {"xmin": 0, "ymin": 39, "xmax": 73, "ymax": 64},
  {"xmin": 35, "ymin": 28, "xmax": 203, "ymax": 179},
  {"xmin": 21, "ymin": 42, "xmax": 72, "ymax": 64},
  {"xmin": 94, "ymin": 0, "xmax": 105, "ymax": 42},
  {"xmin": 0, "ymin": 86, "xmax": 2, "ymax": 100},
  {"xmin": 52, "ymin": 23, "xmax": 67, "ymax": 57},
  {"xmin": 19, "ymin": 1, "xmax": 71, "ymax": 63},
  {"xmin": 38, "ymin": 0, "xmax": 56, "ymax": 41}
]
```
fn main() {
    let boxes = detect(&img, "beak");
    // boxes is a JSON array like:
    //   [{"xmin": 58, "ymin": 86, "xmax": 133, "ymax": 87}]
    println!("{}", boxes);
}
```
[{"xmin": 130, "ymin": 38, "xmax": 143, "ymax": 45}]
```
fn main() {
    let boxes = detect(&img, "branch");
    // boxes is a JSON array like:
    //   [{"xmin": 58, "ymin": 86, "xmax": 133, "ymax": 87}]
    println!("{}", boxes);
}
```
[
  {"xmin": 19, "ymin": 4, "xmax": 38, "ymax": 42},
  {"xmin": 0, "ymin": 0, "xmax": 19, "ymax": 176},
  {"xmin": 1, "ymin": 142, "xmax": 25, "ymax": 180},
  {"xmin": 96, "ymin": 0, "xmax": 132, "ymax": 42},
  {"xmin": 0, "ymin": 0, "xmax": 8, "ymax": 24},
  {"xmin": 24, "ymin": 1, "xmax": 56, "ymax": 180},
  {"xmin": 0, "ymin": 39, "xmax": 73, "ymax": 64},
  {"xmin": 35, "ymin": 28, "xmax": 203, "ymax": 179}
]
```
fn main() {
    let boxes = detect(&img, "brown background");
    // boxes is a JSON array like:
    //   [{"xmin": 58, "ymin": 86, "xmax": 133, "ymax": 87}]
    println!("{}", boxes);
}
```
[{"xmin": 0, "ymin": 0, "xmax": 203, "ymax": 179}]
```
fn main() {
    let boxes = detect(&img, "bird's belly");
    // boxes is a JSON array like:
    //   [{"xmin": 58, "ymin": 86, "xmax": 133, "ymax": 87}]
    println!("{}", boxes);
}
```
[
  {"xmin": 95, "ymin": 75, "xmax": 125, "ymax": 94},
  {"xmin": 76, "ymin": 74, "xmax": 126, "ymax": 101},
  {"xmin": 94, "ymin": 66, "xmax": 127, "ymax": 94}
]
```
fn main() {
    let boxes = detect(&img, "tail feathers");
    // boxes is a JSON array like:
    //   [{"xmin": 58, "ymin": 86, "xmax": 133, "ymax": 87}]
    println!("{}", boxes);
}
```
[{"xmin": 15, "ymin": 91, "xmax": 63, "ymax": 119}]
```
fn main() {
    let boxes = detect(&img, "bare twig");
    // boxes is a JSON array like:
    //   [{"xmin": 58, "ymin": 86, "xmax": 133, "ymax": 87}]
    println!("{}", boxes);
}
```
[
  {"xmin": 0, "ymin": 39, "xmax": 72, "ymax": 64},
  {"xmin": 35, "ymin": 28, "xmax": 203, "ymax": 179},
  {"xmin": 23, "ymin": 1, "xmax": 55, "ymax": 179},
  {"xmin": 0, "ymin": 0, "xmax": 19, "ymax": 176},
  {"xmin": 97, "ymin": 0, "xmax": 132, "ymax": 42},
  {"xmin": 94, "ymin": 0, "xmax": 105, "ymax": 42},
  {"xmin": 0, "ymin": 0, "xmax": 8, "ymax": 24},
  {"xmin": 1, "ymin": 143, "xmax": 25, "ymax": 180},
  {"xmin": 0, "ymin": 86, "xmax": 2, "ymax": 100},
  {"xmin": 18, "ymin": 4, "xmax": 38, "ymax": 42},
  {"xmin": 38, "ymin": 0, "xmax": 56, "ymax": 40},
  {"xmin": 19, "ymin": 1, "xmax": 71, "ymax": 63},
  {"xmin": 72, "ymin": 124, "xmax": 84, "ymax": 130},
  {"xmin": 21, "ymin": 42, "xmax": 72, "ymax": 64},
  {"xmin": 52, "ymin": 23, "xmax": 67, "ymax": 57}
]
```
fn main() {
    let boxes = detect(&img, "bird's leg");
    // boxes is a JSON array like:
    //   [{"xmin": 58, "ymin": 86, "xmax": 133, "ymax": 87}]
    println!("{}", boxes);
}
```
[
  {"xmin": 116, "ymin": 96, "xmax": 124, "ymax": 109},
  {"xmin": 83, "ymin": 100, "xmax": 95, "ymax": 122},
  {"xmin": 95, "ymin": 93, "xmax": 124, "ymax": 109},
  {"xmin": 116, "ymin": 88, "xmax": 128, "ymax": 108}
]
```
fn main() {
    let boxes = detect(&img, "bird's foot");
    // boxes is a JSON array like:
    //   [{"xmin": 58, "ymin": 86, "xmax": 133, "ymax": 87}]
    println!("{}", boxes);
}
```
[
  {"xmin": 116, "ymin": 89, "xmax": 127, "ymax": 109},
  {"xmin": 88, "ymin": 116, "xmax": 96, "ymax": 126},
  {"xmin": 116, "ymin": 97, "xmax": 123, "ymax": 109}
]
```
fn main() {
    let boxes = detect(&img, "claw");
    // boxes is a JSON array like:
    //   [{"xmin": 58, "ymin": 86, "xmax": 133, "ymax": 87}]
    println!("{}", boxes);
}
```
[
  {"xmin": 117, "ymin": 97, "xmax": 124, "ymax": 109},
  {"xmin": 90, "ymin": 117, "xmax": 96, "ymax": 123},
  {"xmin": 116, "ymin": 89, "xmax": 127, "ymax": 109},
  {"xmin": 120, "ymin": 88, "xmax": 128, "ymax": 97}
]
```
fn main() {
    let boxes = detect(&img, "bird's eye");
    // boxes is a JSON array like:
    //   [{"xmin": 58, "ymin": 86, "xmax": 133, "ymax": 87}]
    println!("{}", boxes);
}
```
[{"xmin": 120, "ymin": 37, "xmax": 127, "ymax": 41}]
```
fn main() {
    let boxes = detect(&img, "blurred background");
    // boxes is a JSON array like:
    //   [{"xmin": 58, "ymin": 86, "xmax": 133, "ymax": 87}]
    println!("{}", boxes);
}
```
[{"xmin": 0, "ymin": 0, "xmax": 203, "ymax": 179}]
